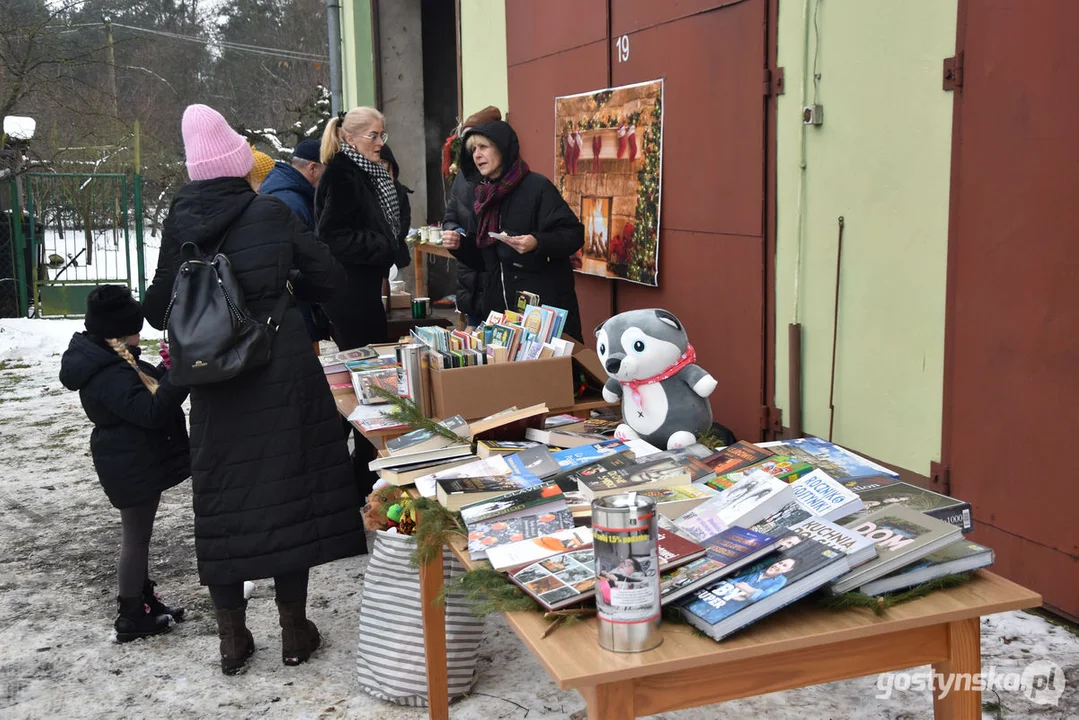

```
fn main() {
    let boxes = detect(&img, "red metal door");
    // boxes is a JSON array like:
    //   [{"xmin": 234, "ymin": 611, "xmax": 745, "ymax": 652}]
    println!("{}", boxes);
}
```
[
  {"xmin": 506, "ymin": 0, "xmax": 615, "ymax": 345},
  {"xmin": 609, "ymin": 0, "xmax": 770, "ymax": 443},
  {"xmin": 943, "ymin": 0, "xmax": 1079, "ymax": 619},
  {"xmin": 506, "ymin": 0, "xmax": 774, "ymax": 443}
]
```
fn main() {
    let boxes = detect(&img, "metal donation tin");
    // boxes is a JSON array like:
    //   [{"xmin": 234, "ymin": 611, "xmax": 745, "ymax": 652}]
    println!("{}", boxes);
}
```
[{"xmin": 592, "ymin": 493, "xmax": 663, "ymax": 653}]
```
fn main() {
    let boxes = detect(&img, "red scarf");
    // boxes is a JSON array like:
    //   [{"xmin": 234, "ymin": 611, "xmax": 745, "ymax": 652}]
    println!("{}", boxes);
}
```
[
  {"xmin": 623, "ymin": 345, "xmax": 696, "ymax": 409},
  {"xmin": 474, "ymin": 156, "xmax": 530, "ymax": 248}
]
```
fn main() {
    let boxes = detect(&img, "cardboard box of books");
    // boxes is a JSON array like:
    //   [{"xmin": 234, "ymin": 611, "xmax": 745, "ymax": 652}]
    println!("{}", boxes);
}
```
[{"xmin": 427, "ymin": 343, "xmax": 606, "ymax": 421}]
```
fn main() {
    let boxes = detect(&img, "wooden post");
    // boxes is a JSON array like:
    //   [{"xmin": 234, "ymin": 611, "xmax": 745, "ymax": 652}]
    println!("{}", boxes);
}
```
[
  {"xmin": 413, "ymin": 243, "xmax": 424, "ymax": 299},
  {"xmin": 581, "ymin": 679, "xmax": 636, "ymax": 720},
  {"xmin": 103, "ymin": 17, "xmax": 119, "ymax": 117},
  {"xmin": 932, "ymin": 618, "xmax": 981, "ymax": 719},
  {"xmin": 419, "ymin": 547, "xmax": 449, "ymax": 719}
]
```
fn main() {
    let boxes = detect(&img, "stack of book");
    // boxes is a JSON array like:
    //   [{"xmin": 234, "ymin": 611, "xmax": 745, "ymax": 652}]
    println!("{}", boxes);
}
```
[
  {"xmin": 407, "ymin": 301, "xmax": 575, "ymax": 369},
  {"xmin": 358, "ymin": 393, "xmax": 992, "ymax": 641}
]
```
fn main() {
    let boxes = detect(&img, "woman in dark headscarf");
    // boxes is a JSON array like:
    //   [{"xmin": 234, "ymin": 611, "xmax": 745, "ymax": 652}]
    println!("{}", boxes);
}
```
[{"xmin": 441, "ymin": 120, "xmax": 585, "ymax": 341}]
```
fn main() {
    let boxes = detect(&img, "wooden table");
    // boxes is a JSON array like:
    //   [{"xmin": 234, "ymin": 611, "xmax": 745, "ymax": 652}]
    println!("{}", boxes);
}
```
[
  {"xmin": 417, "ymin": 540, "xmax": 1040, "ymax": 720},
  {"xmin": 336, "ymin": 390, "xmax": 1039, "ymax": 720},
  {"xmin": 385, "ymin": 306, "xmax": 458, "ymax": 341},
  {"xmin": 412, "ymin": 242, "xmax": 455, "ymax": 301}
]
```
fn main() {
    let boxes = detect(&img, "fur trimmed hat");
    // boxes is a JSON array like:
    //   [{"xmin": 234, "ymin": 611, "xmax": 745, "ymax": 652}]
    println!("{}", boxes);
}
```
[
  {"xmin": 85, "ymin": 284, "xmax": 144, "ymax": 339},
  {"xmin": 181, "ymin": 104, "xmax": 255, "ymax": 181},
  {"xmin": 462, "ymin": 106, "xmax": 502, "ymax": 130}
]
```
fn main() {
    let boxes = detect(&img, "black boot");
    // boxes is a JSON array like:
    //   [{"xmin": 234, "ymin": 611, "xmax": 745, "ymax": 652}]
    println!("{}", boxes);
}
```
[
  {"xmin": 276, "ymin": 600, "xmax": 321, "ymax": 666},
  {"xmin": 215, "ymin": 605, "xmax": 255, "ymax": 675},
  {"xmin": 115, "ymin": 596, "xmax": 172, "ymax": 643},
  {"xmin": 143, "ymin": 579, "xmax": 185, "ymax": 622}
]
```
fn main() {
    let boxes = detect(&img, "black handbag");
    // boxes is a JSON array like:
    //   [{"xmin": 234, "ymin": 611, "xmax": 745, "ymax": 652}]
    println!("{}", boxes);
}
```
[{"xmin": 162, "ymin": 198, "xmax": 292, "ymax": 386}]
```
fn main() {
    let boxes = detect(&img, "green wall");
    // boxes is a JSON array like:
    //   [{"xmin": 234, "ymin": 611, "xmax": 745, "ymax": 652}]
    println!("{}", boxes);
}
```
[
  {"xmin": 341, "ymin": 0, "xmax": 376, "ymax": 109},
  {"xmin": 460, "ymin": 0, "xmax": 509, "ymax": 120},
  {"xmin": 774, "ymin": 0, "xmax": 957, "ymax": 473}
]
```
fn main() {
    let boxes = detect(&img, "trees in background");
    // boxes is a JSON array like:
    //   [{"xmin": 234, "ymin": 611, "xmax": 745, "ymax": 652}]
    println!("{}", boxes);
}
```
[{"xmin": 1, "ymin": 0, "xmax": 330, "ymax": 225}]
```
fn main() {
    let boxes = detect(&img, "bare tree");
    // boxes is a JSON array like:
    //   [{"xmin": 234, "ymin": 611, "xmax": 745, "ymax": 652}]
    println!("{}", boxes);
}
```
[{"xmin": 0, "ymin": 1, "xmax": 111, "ymax": 124}]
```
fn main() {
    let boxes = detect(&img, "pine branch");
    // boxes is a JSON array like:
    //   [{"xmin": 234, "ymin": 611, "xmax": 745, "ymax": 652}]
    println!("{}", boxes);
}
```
[
  {"xmin": 409, "ymin": 496, "xmax": 467, "ymax": 569},
  {"xmin": 820, "ymin": 574, "xmax": 973, "ymax": 616},
  {"xmin": 440, "ymin": 567, "xmax": 539, "ymax": 616},
  {"xmin": 696, "ymin": 429, "xmax": 726, "ymax": 451},
  {"xmin": 370, "ymin": 387, "xmax": 471, "ymax": 444}
]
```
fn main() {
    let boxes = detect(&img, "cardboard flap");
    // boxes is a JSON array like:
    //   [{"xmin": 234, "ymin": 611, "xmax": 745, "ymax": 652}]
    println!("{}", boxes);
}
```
[{"xmin": 571, "ymin": 348, "xmax": 607, "ymax": 389}]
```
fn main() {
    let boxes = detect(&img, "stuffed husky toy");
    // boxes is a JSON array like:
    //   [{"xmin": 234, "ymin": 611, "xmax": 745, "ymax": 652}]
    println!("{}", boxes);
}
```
[{"xmin": 595, "ymin": 309, "xmax": 717, "ymax": 450}]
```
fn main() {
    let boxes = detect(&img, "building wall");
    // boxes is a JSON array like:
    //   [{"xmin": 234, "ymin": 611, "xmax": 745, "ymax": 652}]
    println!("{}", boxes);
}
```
[
  {"xmin": 341, "ymin": 0, "xmax": 376, "ymax": 109},
  {"xmin": 460, "ymin": 0, "xmax": 509, "ymax": 120},
  {"xmin": 377, "ymin": 0, "xmax": 427, "ymax": 227},
  {"xmin": 774, "ymin": 0, "xmax": 957, "ymax": 473}
]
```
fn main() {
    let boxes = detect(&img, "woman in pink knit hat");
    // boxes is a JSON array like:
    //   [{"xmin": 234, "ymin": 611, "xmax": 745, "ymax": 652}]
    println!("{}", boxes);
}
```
[{"xmin": 142, "ymin": 104, "xmax": 365, "ymax": 675}]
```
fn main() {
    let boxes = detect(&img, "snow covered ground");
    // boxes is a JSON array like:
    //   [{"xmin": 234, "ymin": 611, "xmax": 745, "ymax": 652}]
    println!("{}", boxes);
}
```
[{"xmin": 0, "ymin": 318, "xmax": 1075, "ymax": 719}]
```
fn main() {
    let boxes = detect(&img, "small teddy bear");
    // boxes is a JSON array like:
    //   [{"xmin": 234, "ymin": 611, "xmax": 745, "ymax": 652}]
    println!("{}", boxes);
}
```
[{"xmin": 595, "ymin": 309, "xmax": 717, "ymax": 450}]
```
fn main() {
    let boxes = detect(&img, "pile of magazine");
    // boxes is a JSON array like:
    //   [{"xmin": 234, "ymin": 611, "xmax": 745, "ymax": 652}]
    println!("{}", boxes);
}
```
[{"xmin": 368, "ymin": 409, "xmax": 991, "ymax": 642}]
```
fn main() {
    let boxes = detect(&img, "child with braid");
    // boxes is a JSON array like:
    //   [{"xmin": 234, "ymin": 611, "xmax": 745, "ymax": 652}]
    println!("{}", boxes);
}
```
[{"xmin": 60, "ymin": 285, "xmax": 191, "ymax": 642}]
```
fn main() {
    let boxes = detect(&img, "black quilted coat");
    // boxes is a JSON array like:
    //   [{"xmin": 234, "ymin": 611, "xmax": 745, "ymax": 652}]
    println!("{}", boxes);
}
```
[
  {"xmin": 59, "ymin": 334, "xmax": 190, "ymax": 509},
  {"xmin": 142, "ymin": 177, "xmax": 365, "ymax": 586},
  {"xmin": 313, "ymin": 153, "xmax": 398, "ymax": 350}
]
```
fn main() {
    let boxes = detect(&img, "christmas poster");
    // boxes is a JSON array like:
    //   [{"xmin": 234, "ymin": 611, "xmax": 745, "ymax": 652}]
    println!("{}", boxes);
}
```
[{"xmin": 555, "ymin": 79, "xmax": 664, "ymax": 286}]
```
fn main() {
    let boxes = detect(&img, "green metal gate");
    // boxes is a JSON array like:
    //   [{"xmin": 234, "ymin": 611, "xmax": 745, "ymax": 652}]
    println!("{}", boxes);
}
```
[{"xmin": 22, "ymin": 172, "xmax": 146, "ymax": 317}]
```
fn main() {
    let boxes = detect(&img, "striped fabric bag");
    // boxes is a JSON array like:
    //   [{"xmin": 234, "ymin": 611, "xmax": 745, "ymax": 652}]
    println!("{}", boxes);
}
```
[{"xmin": 356, "ymin": 530, "xmax": 483, "ymax": 706}]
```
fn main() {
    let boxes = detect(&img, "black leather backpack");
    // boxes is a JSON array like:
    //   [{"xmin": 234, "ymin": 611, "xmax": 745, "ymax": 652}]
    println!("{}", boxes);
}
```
[{"xmin": 162, "ymin": 198, "xmax": 291, "ymax": 386}]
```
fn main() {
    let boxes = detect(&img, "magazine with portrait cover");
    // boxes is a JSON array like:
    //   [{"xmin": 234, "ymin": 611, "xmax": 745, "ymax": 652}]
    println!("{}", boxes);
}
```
[
  {"xmin": 678, "ymin": 535, "xmax": 849, "ymax": 641},
  {"xmin": 660, "ymin": 526, "xmax": 781, "ymax": 605}
]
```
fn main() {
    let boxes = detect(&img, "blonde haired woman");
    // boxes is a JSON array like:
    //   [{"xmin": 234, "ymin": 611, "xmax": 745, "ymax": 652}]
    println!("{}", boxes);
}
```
[
  {"xmin": 60, "ymin": 285, "xmax": 191, "ymax": 643},
  {"xmin": 315, "ymin": 106, "xmax": 407, "ymax": 350}
]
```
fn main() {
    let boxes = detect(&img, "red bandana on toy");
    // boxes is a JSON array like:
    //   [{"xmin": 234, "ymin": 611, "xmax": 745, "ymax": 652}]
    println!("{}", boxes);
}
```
[{"xmin": 623, "ymin": 345, "xmax": 696, "ymax": 410}]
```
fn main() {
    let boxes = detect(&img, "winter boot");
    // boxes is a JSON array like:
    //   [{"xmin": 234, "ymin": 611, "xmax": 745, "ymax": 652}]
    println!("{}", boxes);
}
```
[
  {"xmin": 276, "ymin": 600, "xmax": 321, "ymax": 666},
  {"xmin": 143, "ymin": 578, "xmax": 185, "ymax": 622},
  {"xmin": 215, "ymin": 606, "xmax": 255, "ymax": 675},
  {"xmin": 115, "ymin": 596, "xmax": 172, "ymax": 643}
]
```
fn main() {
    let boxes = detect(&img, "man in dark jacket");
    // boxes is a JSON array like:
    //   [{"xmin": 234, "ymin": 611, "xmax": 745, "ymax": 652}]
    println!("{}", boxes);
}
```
[
  {"xmin": 442, "ymin": 106, "xmax": 502, "ymax": 327},
  {"xmin": 444, "ymin": 119, "xmax": 585, "ymax": 341},
  {"xmin": 261, "ymin": 139, "xmax": 330, "ymax": 345}
]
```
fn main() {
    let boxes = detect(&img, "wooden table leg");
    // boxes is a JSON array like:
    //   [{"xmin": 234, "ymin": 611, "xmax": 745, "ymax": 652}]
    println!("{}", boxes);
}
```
[
  {"xmin": 413, "ymin": 244, "xmax": 424, "ymax": 299},
  {"xmin": 581, "ymin": 679, "xmax": 636, "ymax": 720},
  {"xmin": 419, "ymin": 553, "xmax": 449, "ymax": 720},
  {"xmin": 932, "ymin": 617, "xmax": 981, "ymax": 719}
]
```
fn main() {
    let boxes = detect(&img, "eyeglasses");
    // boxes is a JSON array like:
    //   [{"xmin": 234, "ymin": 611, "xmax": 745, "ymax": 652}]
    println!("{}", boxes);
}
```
[{"xmin": 361, "ymin": 131, "xmax": 388, "ymax": 143}]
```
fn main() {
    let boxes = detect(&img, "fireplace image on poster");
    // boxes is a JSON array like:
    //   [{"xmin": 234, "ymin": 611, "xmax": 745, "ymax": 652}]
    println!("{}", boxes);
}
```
[{"xmin": 555, "ymin": 79, "xmax": 664, "ymax": 286}]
